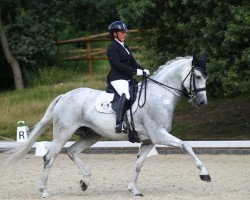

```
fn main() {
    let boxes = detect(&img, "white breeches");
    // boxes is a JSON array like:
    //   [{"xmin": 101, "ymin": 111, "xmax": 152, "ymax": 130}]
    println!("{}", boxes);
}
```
[{"xmin": 110, "ymin": 80, "xmax": 130, "ymax": 100}]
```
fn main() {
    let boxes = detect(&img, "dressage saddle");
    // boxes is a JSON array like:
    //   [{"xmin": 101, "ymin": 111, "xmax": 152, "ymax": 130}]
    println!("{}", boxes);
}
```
[
  {"xmin": 105, "ymin": 80, "xmax": 138, "ymax": 111},
  {"xmin": 105, "ymin": 80, "xmax": 140, "ymax": 143}
]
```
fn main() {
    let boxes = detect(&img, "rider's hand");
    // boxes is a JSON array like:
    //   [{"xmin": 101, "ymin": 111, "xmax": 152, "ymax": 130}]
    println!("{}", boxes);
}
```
[
  {"xmin": 143, "ymin": 69, "xmax": 150, "ymax": 76},
  {"xmin": 136, "ymin": 69, "xmax": 143, "ymax": 76}
]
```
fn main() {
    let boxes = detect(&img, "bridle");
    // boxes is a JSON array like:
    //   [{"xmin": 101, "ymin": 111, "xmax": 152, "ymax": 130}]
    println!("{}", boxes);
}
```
[
  {"xmin": 181, "ymin": 66, "xmax": 207, "ymax": 102},
  {"xmin": 138, "ymin": 65, "xmax": 207, "ymax": 107}
]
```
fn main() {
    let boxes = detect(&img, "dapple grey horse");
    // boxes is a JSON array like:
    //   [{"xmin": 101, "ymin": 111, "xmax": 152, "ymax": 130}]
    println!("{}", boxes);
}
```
[{"xmin": 6, "ymin": 54, "xmax": 211, "ymax": 198}]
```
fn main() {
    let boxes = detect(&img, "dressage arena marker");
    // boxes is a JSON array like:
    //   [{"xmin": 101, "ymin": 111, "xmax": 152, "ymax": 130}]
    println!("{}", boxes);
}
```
[{"xmin": 16, "ymin": 121, "xmax": 29, "ymax": 142}]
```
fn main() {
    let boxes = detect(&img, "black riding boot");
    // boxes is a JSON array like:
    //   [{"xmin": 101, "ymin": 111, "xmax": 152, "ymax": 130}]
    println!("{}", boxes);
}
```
[{"xmin": 115, "ymin": 93, "xmax": 129, "ymax": 133}]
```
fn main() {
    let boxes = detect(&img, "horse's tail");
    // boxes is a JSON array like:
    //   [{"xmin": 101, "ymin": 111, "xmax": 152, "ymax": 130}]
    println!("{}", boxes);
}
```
[{"xmin": 5, "ymin": 94, "xmax": 63, "ymax": 167}]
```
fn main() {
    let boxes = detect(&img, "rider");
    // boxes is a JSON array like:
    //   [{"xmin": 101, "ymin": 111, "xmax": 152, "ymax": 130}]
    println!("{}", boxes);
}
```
[{"xmin": 106, "ymin": 21, "xmax": 150, "ymax": 133}]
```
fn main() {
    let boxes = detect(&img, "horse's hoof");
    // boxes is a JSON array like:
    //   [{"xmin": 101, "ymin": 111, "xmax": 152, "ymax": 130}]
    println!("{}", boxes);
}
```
[
  {"xmin": 200, "ymin": 174, "xmax": 212, "ymax": 182},
  {"xmin": 40, "ymin": 188, "xmax": 49, "ymax": 198},
  {"xmin": 80, "ymin": 180, "xmax": 88, "ymax": 191},
  {"xmin": 135, "ymin": 193, "xmax": 144, "ymax": 197},
  {"xmin": 41, "ymin": 192, "xmax": 49, "ymax": 198}
]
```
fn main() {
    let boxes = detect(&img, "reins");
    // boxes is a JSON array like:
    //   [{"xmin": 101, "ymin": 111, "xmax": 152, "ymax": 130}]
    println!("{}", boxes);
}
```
[
  {"xmin": 137, "ymin": 67, "xmax": 206, "ymax": 108},
  {"xmin": 147, "ymin": 76, "xmax": 183, "ymax": 94},
  {"xmin": 137, "ymin": 74, "xmax": 148, "ymax": 108},
  {"xmin": 137, "ymin": 73, "xmax": 184, "ymax": 108}
]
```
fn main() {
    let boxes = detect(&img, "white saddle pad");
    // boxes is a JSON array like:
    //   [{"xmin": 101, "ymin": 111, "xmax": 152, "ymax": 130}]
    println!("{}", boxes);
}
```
[
  {"xmin": 95, "ymin": 91, "xmax": 139, "ymax": 114},
  {"xmin": 95, "ymin": 92, "xmax": 115, "ymax": 114}
]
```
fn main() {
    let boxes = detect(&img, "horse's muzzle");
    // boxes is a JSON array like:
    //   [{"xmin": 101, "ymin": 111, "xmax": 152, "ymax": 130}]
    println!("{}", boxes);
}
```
[
  {"xmin": 196, "ymin": 95, "xmax": 207, "ymax": 106},
  {"xmin": 198, "ymin": 99, "xmax": 208, "ymax": 106},
  {"xmin": 193, "ymin": 93, "xmax": 208, "ymax": 106}
]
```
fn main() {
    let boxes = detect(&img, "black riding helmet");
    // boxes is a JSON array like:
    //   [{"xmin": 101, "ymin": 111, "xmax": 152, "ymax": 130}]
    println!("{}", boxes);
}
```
[{"xmin": 108, "ymin": 21, "xmax": 127, "ymax": 40}]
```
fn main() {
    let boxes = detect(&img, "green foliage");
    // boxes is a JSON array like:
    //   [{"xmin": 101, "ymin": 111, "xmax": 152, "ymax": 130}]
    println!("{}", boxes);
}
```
[
  {"xmin": 0, "ymin": 0, "xmax": 70, "ymax": 89},
  {"xmin": 1, "ymin": 0, "xmax": 67, "ymax": 66},
  {"xmin": 1, "ymin": 0, "xmax": 249, "ymax": 97},
  {"xmin": 0, "ymin": 0, "xmax": 119, "ymax": 90},
  {"xmin": 68, "ymin": 0, "xmax": 119, "ymax": 35},
  {"xmin": 119, "ymin": 0, "xmax": 250, "ymax": 97}
]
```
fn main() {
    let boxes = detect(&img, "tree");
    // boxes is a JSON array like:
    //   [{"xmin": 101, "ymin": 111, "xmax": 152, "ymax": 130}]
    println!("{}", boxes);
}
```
[
  {"xmin": 0, "ymin": 6, "xmax": 24, "ymax": 90},
  {"xmin": 0, "ymin": 0, "xmax": 120, "ymax": 90},
  {"xmin": 0, "ymin": 0, "xmax": 68, "ymax": 90},
  {"xmin": 119, "ymin": 0, "xmax": 250, "ymax": 96},
  {"xmin": 68, "ymin": 0, "xmax": 120, "ymax": 35}
]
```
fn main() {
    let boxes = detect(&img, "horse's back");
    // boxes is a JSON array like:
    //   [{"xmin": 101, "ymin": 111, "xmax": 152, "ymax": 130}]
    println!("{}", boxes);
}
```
[
  {"xmin": 62, "ymin": 87, "xmax": 101, "ymax": 102},
  {"xmin": 53, "ymin": 87, "xmax": 101, "ymax": 121}
]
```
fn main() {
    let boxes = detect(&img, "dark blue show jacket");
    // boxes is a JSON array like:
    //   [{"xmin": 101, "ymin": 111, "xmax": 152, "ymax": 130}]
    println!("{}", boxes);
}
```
[{"xmin": 107, "ymin": 40, "xmax": 144, "ymax": 82}]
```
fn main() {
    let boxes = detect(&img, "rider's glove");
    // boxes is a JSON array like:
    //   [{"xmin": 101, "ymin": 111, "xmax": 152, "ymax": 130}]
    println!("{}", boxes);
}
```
[
  {"xmin": 136, "ymin": 69, "xmax": 143, "ymax": 76},
  {"xmin": 143, "ymin": 69, "xmax": 150, "ymax": 76}
]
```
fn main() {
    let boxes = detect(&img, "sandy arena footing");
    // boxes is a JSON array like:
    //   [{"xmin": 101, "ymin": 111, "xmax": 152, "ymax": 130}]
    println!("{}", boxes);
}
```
[{"xmin": 0, "ymin": 153, "xmax": 249, "ymax": 200}]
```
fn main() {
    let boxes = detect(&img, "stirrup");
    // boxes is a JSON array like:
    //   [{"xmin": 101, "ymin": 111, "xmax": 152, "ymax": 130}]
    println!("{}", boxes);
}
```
[
  {"xmin": 115, "ymin": 124, "xmax": 122, "ymax": 133},
  {"xmin": 122, "ymin": 122, "xmax": 130, "ymax": 133},
  {"xmin": 115, "ymin": 123, "xmax": 129, "ymax": 134}
]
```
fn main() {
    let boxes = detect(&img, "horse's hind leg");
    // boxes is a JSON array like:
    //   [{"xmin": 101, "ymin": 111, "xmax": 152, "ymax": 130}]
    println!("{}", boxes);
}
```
[
  {"xmin": 128, "ymin": 142, "xmax": 154, "ymax": 196},
  {"xmin": 66, "ymin": 130, "xmax": 100, "ymax": 192},
  {"xmin": 39, "ymin": 141, "xmax": 66, "ymax": 198},
  {"xmin": 39, "ymin": 124, "xmax": 76, "ymax": 198}
]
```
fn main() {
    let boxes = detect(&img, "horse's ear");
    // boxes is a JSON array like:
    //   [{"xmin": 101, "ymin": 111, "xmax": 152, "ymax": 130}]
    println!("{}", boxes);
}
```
[
  {"xmin": 198, "ymin": 52, "xmax": 208, "ymax": 77},
  {"xmin": 192, "ymin": 52, "xmax": 198, "ymax": 66},
  {"xmin": 201, "ymin": 52, "xmax": 208, "ymax": 63}
]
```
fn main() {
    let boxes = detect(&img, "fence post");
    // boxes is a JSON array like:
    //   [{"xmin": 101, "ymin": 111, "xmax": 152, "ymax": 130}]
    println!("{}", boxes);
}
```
[
  {"xmin": 55, "ymin": 30, "xmax": 141, "ymax": 74},
  {"xmin": 86, "ymin": 37, "xmax": 92, "ymax": 74}
]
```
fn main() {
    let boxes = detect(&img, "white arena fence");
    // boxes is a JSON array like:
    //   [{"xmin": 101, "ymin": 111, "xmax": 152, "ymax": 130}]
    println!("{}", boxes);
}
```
[{"xmin": 0, "ymin": 141, "xmax": 250, "ymax": 155}]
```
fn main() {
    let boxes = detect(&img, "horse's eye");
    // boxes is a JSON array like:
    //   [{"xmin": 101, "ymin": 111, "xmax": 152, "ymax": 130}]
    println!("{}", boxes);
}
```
[{"xmin": 196, "ymin": 76, "xmax": 201, "ymax": 79}]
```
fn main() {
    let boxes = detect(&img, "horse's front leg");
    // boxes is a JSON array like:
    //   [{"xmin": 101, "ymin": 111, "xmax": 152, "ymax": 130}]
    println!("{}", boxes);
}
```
[
  {"xmin": 128, "ymin": 142, "xmax": 155, "ymax": 196},
  {"xmin": 151, "ymin": 129, "xmax": 211, "ymax": 182}
]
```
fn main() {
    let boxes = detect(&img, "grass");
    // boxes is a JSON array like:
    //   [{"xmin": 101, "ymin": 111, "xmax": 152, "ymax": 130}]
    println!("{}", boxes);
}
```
[
  {"xmin": 0, "ymin": 62, "xmax": 249, "ymax": 141},
  {"xmin": 0, "ymin": 63, "xmax": 109, "ymax": 141}
]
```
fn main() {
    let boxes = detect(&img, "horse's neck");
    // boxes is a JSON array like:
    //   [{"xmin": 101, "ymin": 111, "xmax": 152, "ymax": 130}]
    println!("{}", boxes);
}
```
[
  {"xmin": 154, "ymin": 58, "xmax": 193, "ymax": 89},
  {"xmin": 146, "ymin": 59, "xmax": 191, "ymax": 111},
  {"xmin": 147, "ymin": 80, "xmax": 181, "ymax": 110},
  {"xmin": 153, "ymin": 62, "xmax": 187, "ymax": 88},
  {"xmin": 150, "ymin": 64, "xmax": 184, "ymax": 96}
]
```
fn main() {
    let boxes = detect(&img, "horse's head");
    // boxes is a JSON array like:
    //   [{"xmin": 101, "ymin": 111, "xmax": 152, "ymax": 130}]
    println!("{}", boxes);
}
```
[{"xmin": 182, "ymin": 53, "xmax": 208, "ymax": 107}]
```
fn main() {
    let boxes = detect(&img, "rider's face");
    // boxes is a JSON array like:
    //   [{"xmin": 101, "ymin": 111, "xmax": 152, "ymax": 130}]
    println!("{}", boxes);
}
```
[{"xmin": 114, "ymin": 31, "xmax": 126, "ymax": 42}]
